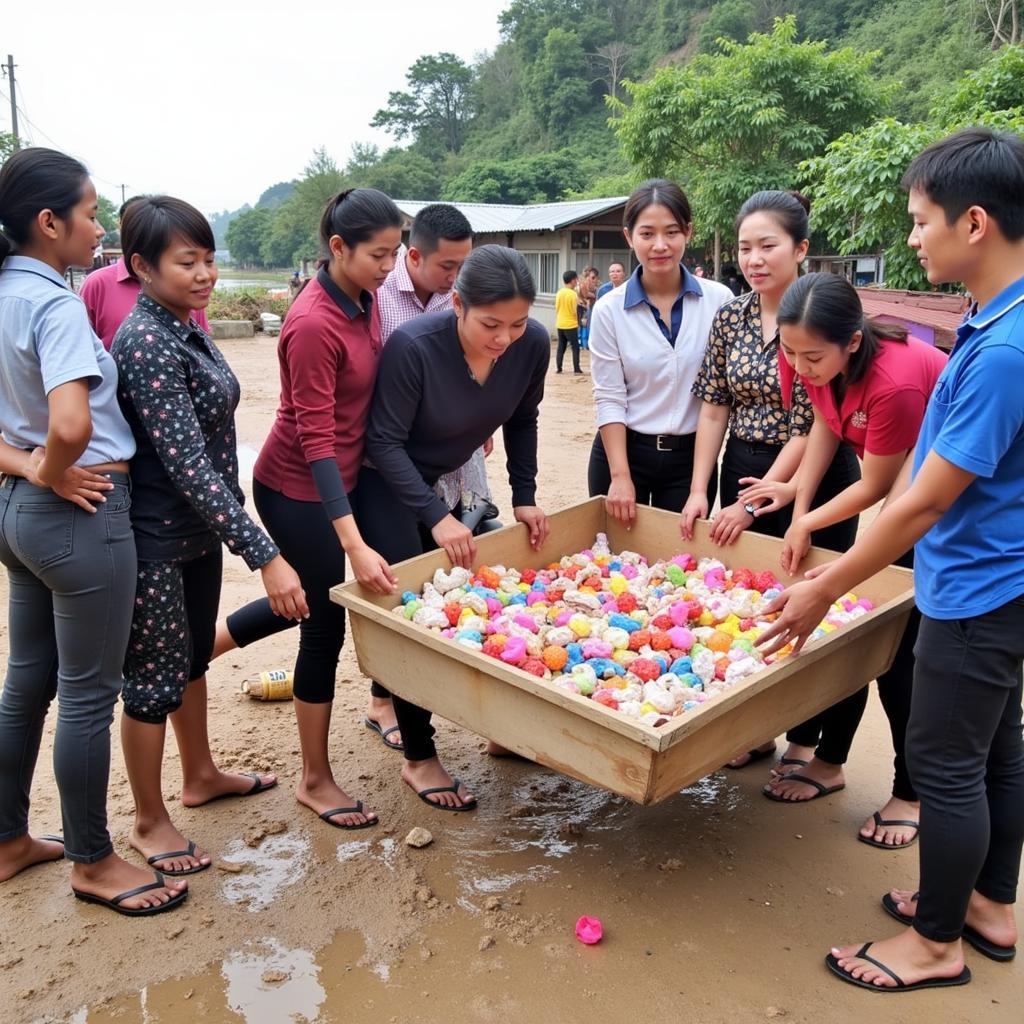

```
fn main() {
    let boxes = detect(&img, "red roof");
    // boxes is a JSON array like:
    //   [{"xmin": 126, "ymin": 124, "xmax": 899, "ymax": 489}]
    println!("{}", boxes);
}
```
[{"xmin": 856, "ymin": 288, "xmax": 968, "ymax": 348}]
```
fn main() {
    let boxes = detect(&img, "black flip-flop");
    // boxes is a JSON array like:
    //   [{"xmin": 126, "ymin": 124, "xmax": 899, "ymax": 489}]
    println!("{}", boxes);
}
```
[
  {"xmin": 144, "ymin": 838, "xmax": 211, "ymax": 876},
  {"xmin": 858, "ymin": 811, "xmax": 919, "ymax": 849},
  {"xmin": 193, "ymin": 771, "xmax": 277, "ymax": 806},
  {"xmin": 763, "ymin": 774, "xmax": 845, "ymax": 802},
  {"xmin": 882, "ymin": 893, "xmax": 1017, "ymax": 962},
  {"xmin": 724, "ymin": 744, "xmax": 777, "ymax": 770},
  {"xmin": 318, "ymin": 800, "xmax": 379, "ymax": 831},
  {"xmin": 415, "ymin": 777, "xmax": 478, "ymax": 813},
  {"xmin": 73, "ymin": 870, "xmax": 188, "ymax": 917},
  {"xmin": 824, "ymin": 943, "xmax": 971, "ymax": 992},
  {"xmin": 364, "ymin": 717, "xmax": 404, "ymax": 752}
]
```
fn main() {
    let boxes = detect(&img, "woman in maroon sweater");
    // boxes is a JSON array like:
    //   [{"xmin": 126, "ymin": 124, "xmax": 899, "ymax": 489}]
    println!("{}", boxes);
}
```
[{"xmin": 251, "ymin": 189, "xmax": 402, "ymax": 829}]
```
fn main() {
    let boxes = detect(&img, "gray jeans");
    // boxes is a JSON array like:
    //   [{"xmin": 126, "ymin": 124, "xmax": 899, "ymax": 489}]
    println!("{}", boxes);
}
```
[{"xmin": 0, "ymin": 473, "xmax": 136, "ymax": 863}]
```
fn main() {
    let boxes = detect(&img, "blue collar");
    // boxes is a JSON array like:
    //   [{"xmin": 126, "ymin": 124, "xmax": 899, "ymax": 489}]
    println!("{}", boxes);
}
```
[
  {"xmin": 2, "ymin": 254, "xmax": 70, "ymax": 290},
  {"xmin": 965, "ymin": 273, "xmax": 1024, "ymax": 331},
  {"xmin": 623, "ymin": 263, "xmax": 702, "ymax": 308}
]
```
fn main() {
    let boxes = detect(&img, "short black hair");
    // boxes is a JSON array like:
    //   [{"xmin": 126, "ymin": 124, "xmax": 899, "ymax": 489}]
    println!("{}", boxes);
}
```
[
  {"xmin": 902, "ymin": 126, "xmax": 1024, "ymax": 241},
  {"xmin": 119, "ymin": 194, "xmax": 149, "ymax": 220},
  {"xmin": 624, "ymin": 179, "xmax": 692, "ymax": 233},
  {"xmin": 563, "ymin": 269, "xmax": 578, "ymax": 284},
  {"xmin": 320, "ymin": 187, "xmax": 403, "ymax": 256},
  {"xmin": 409, "ymin": 203, "xmax": 472, "ymax": 256},
  {"xmin": 120, "ymin": 196, "xmax": 216, "ymax": 281},
  {"xmin": 455, "ymin": 245, "xmax": 536, "ymax": 309}
]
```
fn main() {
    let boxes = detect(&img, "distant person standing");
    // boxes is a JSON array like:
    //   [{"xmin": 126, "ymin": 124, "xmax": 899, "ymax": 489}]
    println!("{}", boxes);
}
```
[
  {"xmin": 555, "ymin": 269, "xmax": 581, "ymax": 374},
  {"xmin": 597, "ymin": 261, "xmax": 626, "ymax": 301},
  {"xmin": 578, "ymin": 265, "xmax": 599, "ymax": 349},
  {"xmin": 80, "ymin": 196, "xmax": 209, "ymax": 350}
]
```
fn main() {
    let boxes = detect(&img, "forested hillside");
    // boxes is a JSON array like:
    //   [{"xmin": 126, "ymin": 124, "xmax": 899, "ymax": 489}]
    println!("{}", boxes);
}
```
[{"xmin": 223, "ymin": 0, "xmax": 1023, "ymax": 279}]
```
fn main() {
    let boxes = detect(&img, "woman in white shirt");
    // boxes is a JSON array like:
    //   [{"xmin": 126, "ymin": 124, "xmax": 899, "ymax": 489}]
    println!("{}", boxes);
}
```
[{"xmin": 587, "ymin": 180, "xmax": 733, "ymax": 526}]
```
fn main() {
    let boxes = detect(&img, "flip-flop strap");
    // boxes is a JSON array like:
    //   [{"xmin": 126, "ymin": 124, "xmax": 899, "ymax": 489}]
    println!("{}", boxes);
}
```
[
  {"xmin": 416, "ymin": 784, "xmax": 458, "ymax": 798},
  {"xmin": 320, "ymin": 802, "xmax": 363, "ymax": 819},
  {"xmin": 381, "ymin": 726, "xmax": 402, "ymax": 740},
  {"xmin": 855, "ymin": 943, "xmax": 905, "ymax": 987},
  {"xmin": 780, "ymin": 773, "xmax": 828, "ymax": 795},
  {"xmin": 873, "ymin": 812, "xmax": 919, "ymax": 829},
  {"xmin": 778, "ymin": 757, "xmax": 809, "ymax": 767},
  {"xmin": 38, "ymin": 834, "xmax": 64, "ymax": 844},
  {"xmin": 147, "ymin": 840, "xmax": 196, "ymax": 865},
  {"xmin": 112, "ymin": 871, "xmax": 170, "ymax": 906}
]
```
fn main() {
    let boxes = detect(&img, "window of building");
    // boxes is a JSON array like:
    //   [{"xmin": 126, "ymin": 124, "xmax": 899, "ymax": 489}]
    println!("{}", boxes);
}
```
[{"xmin": 522, "ymin": 252, "xmax": 561, "ymax": 294}]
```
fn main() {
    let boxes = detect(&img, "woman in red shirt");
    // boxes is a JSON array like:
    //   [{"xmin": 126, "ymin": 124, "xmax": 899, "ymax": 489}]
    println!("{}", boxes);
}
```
[
  {"xmin": 249, "ymin": 189, "xmax": 402, "ymax": 829},
  {"xmin": 741, "ymin": 273, "xmax": 946, "ymax": 848}
]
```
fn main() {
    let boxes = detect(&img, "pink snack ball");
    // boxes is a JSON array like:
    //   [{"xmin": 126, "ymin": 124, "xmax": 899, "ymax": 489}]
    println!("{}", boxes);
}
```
[
  {"xmin": 575, "ymin": 916, "xmax": 603, "ymax": 944},
  {"xmin": 485, "ymin": 597, "xmax": 503, "ymax": 616},
  {"xmin": 667, "ymin": 626, "xmax": 694, "ymax": 650}
]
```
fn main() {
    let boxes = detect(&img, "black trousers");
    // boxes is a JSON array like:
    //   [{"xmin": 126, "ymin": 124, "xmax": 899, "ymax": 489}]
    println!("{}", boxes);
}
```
[
  {"xmin": 909, "ymin": 597, "xmax": 1024, "ymax": 941},
  {"xmin": 355, "ymin": 467, "xmax": 461, "ymax": 762},
  {"xmin": 587, "ymin": 430, "xmax": 717, "ymax": 512},
  {"xmin": 556, "ymin": 328, "xmax": 580, "ymax": 373}
]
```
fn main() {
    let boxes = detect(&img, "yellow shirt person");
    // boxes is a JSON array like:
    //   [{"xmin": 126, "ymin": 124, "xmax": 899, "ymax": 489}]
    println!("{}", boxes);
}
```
[
  {"xmin": 555, "ymin": 279, "xmax": 579, "ymax": 330},
  {"xmin": 555, "ymin": 270, "xmax": 583, "ymax": 374}
]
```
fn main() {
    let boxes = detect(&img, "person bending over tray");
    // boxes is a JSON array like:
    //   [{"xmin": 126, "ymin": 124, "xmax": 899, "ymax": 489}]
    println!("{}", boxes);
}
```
[{"xmin": 359, "ymin": 244, "xmax": 551, "ymax": 810}]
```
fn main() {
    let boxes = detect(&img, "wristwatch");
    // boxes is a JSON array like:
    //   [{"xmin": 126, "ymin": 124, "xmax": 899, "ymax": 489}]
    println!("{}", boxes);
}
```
[{"xmin": 743, "ymin": 502, "xmax": 758, "ymax": 516}]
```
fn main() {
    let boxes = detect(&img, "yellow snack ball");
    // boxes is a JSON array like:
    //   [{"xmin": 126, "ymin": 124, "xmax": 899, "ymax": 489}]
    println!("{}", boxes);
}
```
[
  {"xmin": 595, "ymin": 554, "xmax": 611, "ymax": 566},
  {"xmin": 724, "ymin": 614, "xmax": 742, "ymax": 631},
  {"xmin": 518, "ymin": 582, "xmax": 530, "ymax": 593},
  {"xmin": 458, "ymin": 608, "xmax": 475, "ymax": 625},
  {"xmin": 568, "ymin": 615, "xmax": 592, "ymax": 638},
  {"xmin": 605, "ymin": 675, "xmax": 628, "ymax": 690},
  {"xmin": 613, "ymin": 649, "xmax": 638, "ymax": 667},
  {"xmin": 609, "ymin": 574, "xmax": 628, "ymax": 596},
  {"xmin": 629, "ymin": 610, "xmax": 647, "ymax": 625},
  {"xmin": 639, "ymin": 702, "xmax": 658, "ymax": 716},
  {"xmin": 698, "ymin": 610, "xmax": 715, "ymax": 627},
  {"xmin": 821, "ymin": 622, "xmax": 838, "ymax": 633}
]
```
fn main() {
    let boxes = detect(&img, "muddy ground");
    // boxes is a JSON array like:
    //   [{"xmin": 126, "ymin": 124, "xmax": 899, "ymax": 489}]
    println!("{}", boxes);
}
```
[{"xmin": 0, "ymin": 336, "xmax": 1018, "ymax": 1024}]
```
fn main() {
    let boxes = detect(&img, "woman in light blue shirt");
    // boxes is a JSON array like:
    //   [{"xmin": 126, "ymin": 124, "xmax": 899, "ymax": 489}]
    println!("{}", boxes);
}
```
[{"xmin": 0, "ymin": 148, "xmax": 185, "ymax": 916}]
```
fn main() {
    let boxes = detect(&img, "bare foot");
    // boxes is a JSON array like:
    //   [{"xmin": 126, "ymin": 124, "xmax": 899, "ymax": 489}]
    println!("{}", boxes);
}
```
[
  {"xmin": 768, "ymin": 743, "xmax": 814, "ymax": 778},
  {"xmin": 830, "ymin": 929, "xmax": 965, "ymax": 989},
  {"xmin": 860, "ymin": 796, "xmax": 919, "ymax": 846},
  {"xmin": 180, "ymin": 769, "xmax": 277, "ymax": 807},
  {"xmin": 366, "ymin": 696, "xmax": 401, "ymax": 748},
  {"xmin": 297, "ymin": 777, "xmax": 377, "ymax": 828},
  {"xmin": 0, "ymin": 834, "xmax": 65, "ymax": 882},
  {"xmin": 763, "ymin": 756, "xmax": 844, "ymax": 801},
  {"xmin": 485, "ymin": 740, "xmax": 525, "ymax": 758},
  {"xmin": 129, "ymin": 819, "xmax": 211, "ymax": 874},
  {"xmin": 71, "ymin": 853, "xmax": 187, "ymax": 911},
  {"xmin": 889, "ymin": 888, "xmax": 1019, "ymax": 950},
  {"xmin": 402, "ymin": 758, "xmax": 475, "ymax": 809},
  {"xmin": 726, "ymin": 742, "xmax": 776, "ymax": 769}
]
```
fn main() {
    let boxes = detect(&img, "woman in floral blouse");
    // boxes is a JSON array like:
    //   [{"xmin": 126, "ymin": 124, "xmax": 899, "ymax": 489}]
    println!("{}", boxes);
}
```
[{"xmin": 111, "ymin": 197, "xmax": 306, "ymax": 877}]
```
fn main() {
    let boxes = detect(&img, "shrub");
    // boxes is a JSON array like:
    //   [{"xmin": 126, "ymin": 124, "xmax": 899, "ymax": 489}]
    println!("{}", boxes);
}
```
[{"xmin": 206, "ymin": 287, "xmax": 290, "ymax": 328}]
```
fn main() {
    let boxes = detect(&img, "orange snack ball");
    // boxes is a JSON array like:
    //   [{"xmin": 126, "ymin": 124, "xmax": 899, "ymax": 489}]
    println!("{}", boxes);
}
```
[
  {"xmin": 476, "ymin": 566, "xmax": 501, "ymax": 589},
  {"xmin": 615, "ymin": 592, "xmax": 639, "ymax": 613},
  {"xmin": 715, "ymin": 656, "xmax": 731, "ymax": 680},
  {"xmin": 627, "ymin": 629, "xmax": 651, "ymax": 652},
  {"xmin": 481, "ymin": 640, "xmax": 505, "ymax": 659},
  {"xmin": 631, "ymin": 658, "xmax": 660, "ymax": 682},
  {"xmin": 521, "ymin": 568, "xmax": 537, "ymax": 584},
  {"xmin": 651, "ymin": 614, "xmax": 673, "ymax": 630},
  {"xmin": 444, "ymin": 603, "xmax": 462, "ymax": 626},
  {"xmin": 706, "ymin": 630, "xmax": 733, "ymax": 653},
  {"xmin": 649, "ymin": 631, "xmax": 673, "ymax": 651},
  {"xmin": 488, "ymin": 633, "xmax": 509, "ymax": 650},
  {"xmin": 521, "ymin": 657, "xmax": 548, "ymax": 678},
  {"xmin": 542, "ymin": 645, "xmax": 569, "ymax": 671},
  {"xmin": 547, "ymin": 587, "xmax": 565, "ymax": 603}
]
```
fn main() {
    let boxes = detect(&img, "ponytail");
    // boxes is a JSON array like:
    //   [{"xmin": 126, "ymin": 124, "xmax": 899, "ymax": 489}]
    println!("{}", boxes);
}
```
[{"xmin": 319, "ymin": 187, "xmax": 402, "ymax": 256}]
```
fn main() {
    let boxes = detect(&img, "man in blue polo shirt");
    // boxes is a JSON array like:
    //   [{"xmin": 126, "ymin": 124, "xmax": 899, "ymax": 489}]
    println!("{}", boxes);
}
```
[{"xmin": 759, "ymin": 127, "xmax": 1024, "ymax": 993}]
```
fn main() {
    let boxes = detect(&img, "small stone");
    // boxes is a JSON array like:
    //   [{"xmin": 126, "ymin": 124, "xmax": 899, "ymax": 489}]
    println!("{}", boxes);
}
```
[
  {"xmin": 415, "ymin": 888, "xmax": 434, "ymax": 904},
  {"xmin": 557, "ymin": 822, "xmax": 584, "ymax": 839},
  {"xmin": 658, "ymin": 858, "xmax": 682, "ymax": 872},
  {"xmin": 244, "ymin": 828, "xmax": 266, "ymax": 848},
  {"xmin": 484, "ymin": 896, "xmax": 502, "ymax": 911},
  {"xmin": 264, "ymin": 820, "xmax": 288, "ymax": 836},
  {"xmin": 478, "ymin": 935, "xmax": 495, "ymax": 951},
  {"xmin": 765, "ymin": 1008, "xmax": 788, "ymax": 1019},
  {"xmin": 166, "ymin": 925, "xmax": 184, "ymax": 939},
  {"xmin": 1, "ymin": 956, "xmax": 23, "ymax": 970},
  {"xmin": 215, "ymin": 859, "xmax": 244, "ymax": 873},
  {"xmin": 200, "ymin": 914, "xmax": 216, "ymax": 926},
  {"xmin": 794, "ymin": 834, "xmax": 803, "ymax": 840},
  {"xmin": 184, "ymin": 990, "xmax": 194, "ymax": 1000},
  {"xmin": 405, "ymin": 827, "xmax": 433, "ymax": 848},
  {"xmin": 419, "ymin": 947, "xmax": 433, "ymax": 961},
  {"xmin": 825, "ymin": 886, "xmax": 845, "ymax": 897},
  {"xmin": 261, "ymin": 969, "xmax": 289, "ymax": 984}
]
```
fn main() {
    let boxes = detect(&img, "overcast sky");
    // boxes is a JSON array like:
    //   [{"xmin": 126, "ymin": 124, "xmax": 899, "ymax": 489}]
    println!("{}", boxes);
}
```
[{"xmin": 4, "ymin": 0, "xmax": 509, "ymax": 214}]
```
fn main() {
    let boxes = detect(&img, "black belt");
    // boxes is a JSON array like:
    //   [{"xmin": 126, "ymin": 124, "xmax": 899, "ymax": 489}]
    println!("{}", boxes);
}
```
[
  {"xmin": 626, "ymin": 429, "xmax": 693, "ymax": 452},
  {"xmin": 729, "ymin": 437, "xmax": 785, "ymax": 455}
]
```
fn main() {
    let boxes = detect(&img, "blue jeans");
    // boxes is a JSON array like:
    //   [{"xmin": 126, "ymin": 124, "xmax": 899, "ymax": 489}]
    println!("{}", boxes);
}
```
[{"xmin": 0, "ymin": 474, "xmax": 136, "ymax": 863}]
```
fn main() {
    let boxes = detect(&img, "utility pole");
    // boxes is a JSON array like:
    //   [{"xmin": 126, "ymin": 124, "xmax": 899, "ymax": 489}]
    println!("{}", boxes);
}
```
[
  {"xmin": 3, "ymin": 55, "xmax": 18, "ymax": 149},
  {"xmin": 119, "ymin": 183, "xmax": 127, "ymax": 206}
]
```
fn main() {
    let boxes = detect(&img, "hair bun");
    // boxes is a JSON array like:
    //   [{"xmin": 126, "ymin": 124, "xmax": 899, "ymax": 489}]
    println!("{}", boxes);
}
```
[{"xmin": 788, "ymin": 190, "xmax": 811, "ymax": 215}]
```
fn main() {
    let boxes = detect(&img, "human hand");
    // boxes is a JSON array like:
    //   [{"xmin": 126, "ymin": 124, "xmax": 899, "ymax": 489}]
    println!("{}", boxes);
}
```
[
  {"xmin": 430, "ymin": 514, "xmax": 477, "ymax": 569},
  {"xmin": 483, "ymin": 436, "xmax": 494, "ymax": 458},
  {"xmin": 514, "ymin": 505, "xmax": 550, "ymax": 550},
  {"xmin": 260, "ymin": 555, "xmax": 309, "ymax": 620},
  {"xmin": 606, "ymin": 475, "xmax": 636, "ymax": 529},
  {"xmin": 710, "ymin": 500, "xmax": 754, "ymax": 546},
  {"xmin": 679, "ymin": 492, "xmax": 708, "ymax": 541},
  {"xmin": 348, "ymin": 543, "xmax": 398, "ymax": 595},
  {"xmin": 737, "ymin": 477, "xmax": 797, "ymax": 516},
  {"xmin": 781, "ymin": 520, "xmax": 812, "ymax": 576},
  {"xmin": 26, "ymin": 447, "xmax": 115, "ymax": 512},
  {"xmin": 756, "ymin": 578, "xmax": 834, "ymax": 656}
]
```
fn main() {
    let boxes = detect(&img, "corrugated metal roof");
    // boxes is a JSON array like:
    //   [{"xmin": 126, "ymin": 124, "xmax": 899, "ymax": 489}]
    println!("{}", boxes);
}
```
[{"xmin": 395, "ymin": 197, "xmax": 628, "ymax": 234}]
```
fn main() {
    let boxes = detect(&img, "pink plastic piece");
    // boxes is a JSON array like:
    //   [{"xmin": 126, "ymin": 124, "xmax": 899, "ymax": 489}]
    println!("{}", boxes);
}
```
[
  {"xmin": 575, "ymin": 916, "xmax": 603, "ymax": 944},
  {"xmin": 500, "ymin": 637, "xmax": 527, "ymax": 665},
  {"xmin": 513, "ymin": 613, "xmax": 540, "ymax": 633}
]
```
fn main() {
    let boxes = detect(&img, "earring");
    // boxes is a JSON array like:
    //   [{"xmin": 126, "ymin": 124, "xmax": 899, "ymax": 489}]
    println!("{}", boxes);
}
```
[{"xmin": 144, "ymin": 277, "xmax": 151, "ymax": 284}]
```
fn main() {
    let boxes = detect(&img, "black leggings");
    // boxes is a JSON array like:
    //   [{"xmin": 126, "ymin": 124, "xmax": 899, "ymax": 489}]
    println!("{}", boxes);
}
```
[
  {"xmin": 355, "ymin": 467, "xmax": 459, "ymax": 762},
  {"xmin": 232, "ymin": 481, "xmax": 348, "ymax": 704},
  {"xmin": 909, "ymin": 598, "xmax": 1024, "ymax": 941},
  {"xmin": 587, "ymin": 430, "xmax": 717, "ymax": 512}
]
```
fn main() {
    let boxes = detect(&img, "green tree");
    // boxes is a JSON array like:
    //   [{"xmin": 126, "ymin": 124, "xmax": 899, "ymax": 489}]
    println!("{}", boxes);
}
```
[
  {"xmin": 226, "ymin": 207, "xmax": 273, "ymax": 266},
  {"xmin": 365, "ymin": 149, "xmax": 441, "ymax": 199},
  {"xmin": 525, "ymin": 28, "xmax": 590, "ymax": 141},
  {"xmin": 613, "ymin": 16, "xmax": 885, "ymax": 274},
  {"xmin": 443, "ymin": 150, "xmax": 585, "ymax": 203},
  {"xmin": 96, "ymin": 194, "xmax": 120, "ymax": 246},
  {"xmin": 0, "ymin": 131, "xmax": 21, "ymax": 163},
  {"xmin": 371, "ymin": 53, "xmax": 475, "ymax": 155}
]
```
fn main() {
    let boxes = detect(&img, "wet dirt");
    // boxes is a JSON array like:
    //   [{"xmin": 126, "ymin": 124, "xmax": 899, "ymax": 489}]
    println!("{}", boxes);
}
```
[{"xmin": 1, "ymin": 339, "xmax": 1018, "ymax": 1024}]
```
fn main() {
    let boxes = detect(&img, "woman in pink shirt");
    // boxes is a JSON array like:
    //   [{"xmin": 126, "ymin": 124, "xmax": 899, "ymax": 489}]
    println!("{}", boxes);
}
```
[{"xmin": 741, "ymin": 273, "xmax": 946, "ymax": 848}]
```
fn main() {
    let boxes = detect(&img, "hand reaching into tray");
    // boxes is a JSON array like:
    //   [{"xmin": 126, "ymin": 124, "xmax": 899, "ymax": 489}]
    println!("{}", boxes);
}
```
[
  {"xmin": 757, "ymin": 564, "xmax": 835, "ymax": 655},
  {"xmin": 431, "ymin": 513, "xmax": 477, "ymax": 569}
]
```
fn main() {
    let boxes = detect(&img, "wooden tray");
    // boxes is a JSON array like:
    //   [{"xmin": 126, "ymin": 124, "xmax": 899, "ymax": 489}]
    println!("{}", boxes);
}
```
[{"xmin": 331, "ymin": 498, "xmax": 914, "ymax": 805}]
